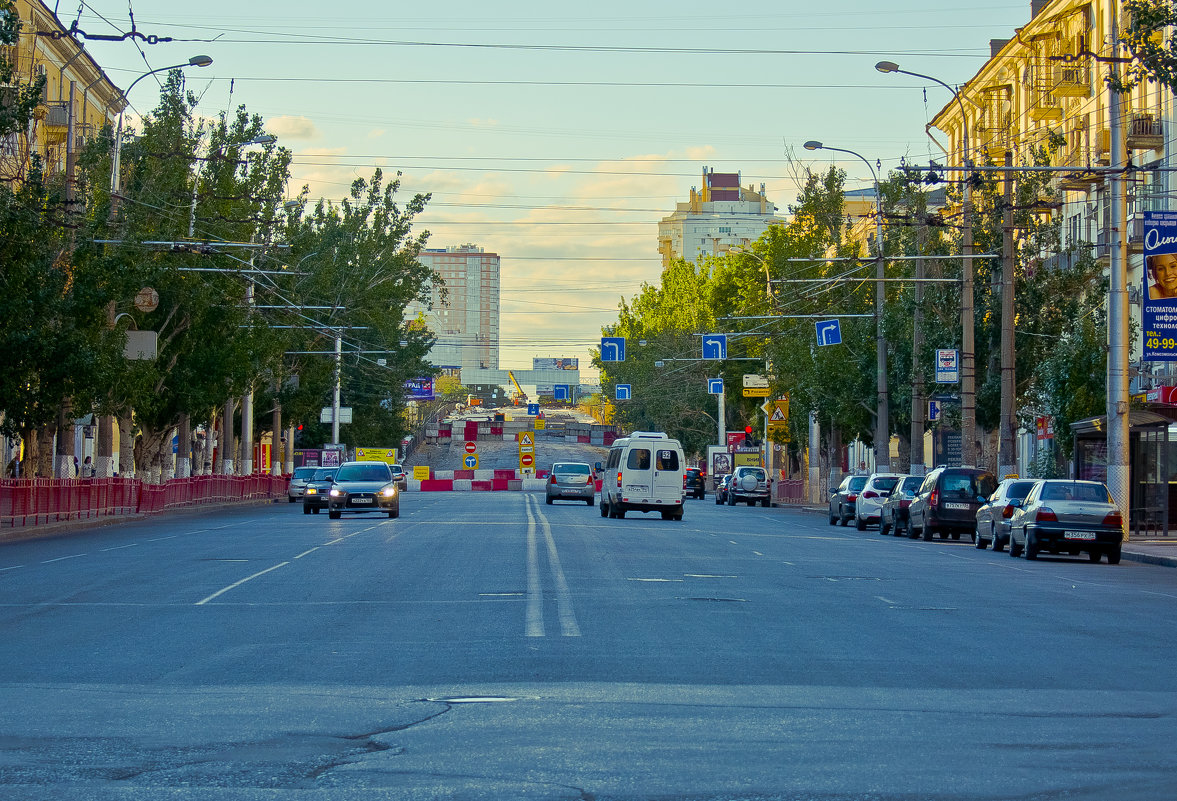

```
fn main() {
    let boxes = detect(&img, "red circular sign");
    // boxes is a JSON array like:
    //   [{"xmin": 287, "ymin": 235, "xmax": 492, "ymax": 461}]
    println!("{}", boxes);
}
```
[
  {"xmin": 520, "ymin": 453, "xmax": 534, "ymax": 467},
  {"xmin": 464, "ymin": 441, "xmax": 477, "ymax": 454}
]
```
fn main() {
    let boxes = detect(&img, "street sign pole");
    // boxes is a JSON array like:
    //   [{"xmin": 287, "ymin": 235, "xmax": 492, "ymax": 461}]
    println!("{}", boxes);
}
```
[{"xmin": 717, "ymin": 391, "xmax": 726, "ymax": 448}]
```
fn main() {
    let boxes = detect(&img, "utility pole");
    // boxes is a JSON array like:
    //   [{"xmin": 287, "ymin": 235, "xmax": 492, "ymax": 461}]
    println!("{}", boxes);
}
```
[
  {"xmin": 999, "ymin": 150, "xmax": 1017, "ymax": 477},
  {"xmin": 332, "ymin": 333, "xmax": 342, "ymax": 445},
  {"xmin": 911, "ymin": 215, "xmax": 927, "ymax": 475},
  {"xmin": 1107, "ymin": 18, "xmax": 1131, "ymax": 540}
]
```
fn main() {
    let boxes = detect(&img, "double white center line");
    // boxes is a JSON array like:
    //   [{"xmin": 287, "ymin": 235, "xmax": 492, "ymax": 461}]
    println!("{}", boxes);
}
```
[{"xmin": 524, "ymin": 494, "xmax": 581, "ymax": 638}]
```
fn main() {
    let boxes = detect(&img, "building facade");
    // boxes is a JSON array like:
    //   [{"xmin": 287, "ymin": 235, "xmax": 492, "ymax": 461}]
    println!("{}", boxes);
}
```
[
  {"xmin": 0, "ymin": 0, "xmax": 124, "ymax": 183},
  {"xmin": 657, "ymin": 168, "xmax": 782, "ymax": 267},
  {"xmin": 409, "ymin": 245, "xmax": 501, "ymax": 372}
]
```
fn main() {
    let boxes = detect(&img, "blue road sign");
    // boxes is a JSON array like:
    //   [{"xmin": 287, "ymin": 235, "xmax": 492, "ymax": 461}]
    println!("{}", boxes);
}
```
[
  {"xmin": 702, "ymin": 334, "xmax": 727, "ymax": 360},
  {"xmin": 615, "ymin": 384, "xmax": 632, "ymax": 400},
  {"xmin": 707, "ymin": 378, "xmax": 724, "ymax": 395},
  {"xmin": 527, "ymin": 403, "xmax": 539, "ymax": 416},
  {"xmin": 600, "ymin": 337, "xmax": 626, "ymax": 362},
  {"xmin": 553, "ymin": 385, "xmax": 569, "ymax": 400},
  {"xmin": 816, "ymin": 320, "xmax": 842, "ymax": 347},
  {"xmin": 928, "ymin": 399, "xmax": 942, "ymax": 422},
  {"xmin": 463, "ymin": 454, "xmax": 478, "ymax": 469}
]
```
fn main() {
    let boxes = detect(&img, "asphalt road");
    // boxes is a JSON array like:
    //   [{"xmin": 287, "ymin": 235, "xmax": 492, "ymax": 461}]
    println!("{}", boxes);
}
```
[{"xmin": 2, "ymin": 492, "xmax": 1176, "ymax": 800}]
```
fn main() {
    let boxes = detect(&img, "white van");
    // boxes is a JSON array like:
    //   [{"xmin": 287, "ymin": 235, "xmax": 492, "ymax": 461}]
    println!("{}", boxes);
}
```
[{"xmin": 599, "ymin": 432, "xmax": 685, "ymax": 520}]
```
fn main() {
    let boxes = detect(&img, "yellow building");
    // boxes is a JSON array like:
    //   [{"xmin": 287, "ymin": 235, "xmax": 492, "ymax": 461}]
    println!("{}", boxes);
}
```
[{"xmin": 0, "ymin": 0, "xmax": 124, "ymax": 182}]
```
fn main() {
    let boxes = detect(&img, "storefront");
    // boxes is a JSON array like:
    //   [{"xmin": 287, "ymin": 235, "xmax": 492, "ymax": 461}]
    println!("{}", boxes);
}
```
[{"xmin": 1071, "ymin": 410, "xmax": 1174, "ymax": 538}]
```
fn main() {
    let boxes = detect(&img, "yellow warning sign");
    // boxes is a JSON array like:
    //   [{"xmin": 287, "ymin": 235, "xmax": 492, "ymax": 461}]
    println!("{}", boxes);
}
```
[
  {"xmin": 518, "ymin": 431, "xmax": 535, "ymax": 446},
  {"xmin": 769, "ymin": 405, "xmax": 786, "ymax": 423}
]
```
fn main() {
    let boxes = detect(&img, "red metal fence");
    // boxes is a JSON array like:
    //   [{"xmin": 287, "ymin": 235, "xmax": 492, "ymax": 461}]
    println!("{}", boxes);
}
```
[
  {"xmin": 0, "ymin": 475, "xmax": 288, "ymax": 529},
  {"xmin": 774, "ymin": 479, "xmax": 806, "ymax": 505}
]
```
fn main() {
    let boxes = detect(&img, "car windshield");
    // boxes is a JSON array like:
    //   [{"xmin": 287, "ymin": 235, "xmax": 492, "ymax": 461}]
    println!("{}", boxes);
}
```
[
  {"xmin": 293, "ymin": 467, "xmax": 317, "ymax": 480},
  {"xmin": 873, "ymin": 477, "xmax": 900, "ymax": 492},
  {"xmin": 554, "ymin": 464, "xmax": 590, "ymax": 474},
  {"xmin": 312, "ymin": 469, "xmax": 334, "ymax": 481},
  {"xmin": 1007, "ymin": 481, "xmax": 1037, "ymax": 500},
  {"xmin": 901, "ymin": 476, "xmax": 923, "ymax": 493},
  {"xmin": 335, "ymin": 464, "xmax": 392, "ymax": 482},
  {"xmin": 848, "ymin": 476, "xmax": 868, "ymax": 491},
  {"xmin": 940, "ymin": 472, "xmax": 997, "ymax": 499},
  {"xmin": 1039, "ymin": 482, "xmax": 1112, "ymax": 503}
]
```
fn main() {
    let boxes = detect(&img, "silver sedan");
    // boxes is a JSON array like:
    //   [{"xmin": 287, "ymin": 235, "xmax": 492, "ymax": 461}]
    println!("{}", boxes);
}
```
[
  {"xmin": 546, "ymin": 462, "xmax": 596, "ymax": 505},
  {"xmin": 1008, "ymin": 480, "xmax": 1124, "ymax": 563},
  {"xmin": 974, "ymin": 478, "xmax": 1038, "ymax": 551}
]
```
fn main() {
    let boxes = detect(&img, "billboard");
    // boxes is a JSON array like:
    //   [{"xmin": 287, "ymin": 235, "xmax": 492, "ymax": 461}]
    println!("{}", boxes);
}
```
[
  {"xmin": 532, "ymin": 357, "xmax": 579, "ymax": 371},
  {"xmin": 355, "ymin": 446, "xmax": 399, "ymax": 465},
  {"xmin": 1143, "ymin": 210, "xmax": 1177, "ymax": 361},
  {"xmin": 405, "ymin": 377, "xmax": 435, "ymax": 400}
]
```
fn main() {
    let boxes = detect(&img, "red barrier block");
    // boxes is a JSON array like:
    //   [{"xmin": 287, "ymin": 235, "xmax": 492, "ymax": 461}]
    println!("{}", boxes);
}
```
[
  {"xmin": 491, "ymin": 479, "xmax": 510, "ymax": 491},
  {"xmin": 454, "ymin": 470, "xmax": 474, "ymax": 480},
  {"xmin": 493, "ymin": 469, "xmax": 516, "ymax": 481},
  {"xmin": 420, "ymin": 479, "xmax": 453, "ymax": 492},
  {"xmin": 471, "ymin": 480, "xmax": 493, "ymax": 491},
  {"xmin": 578, "ymin": 435, "xmax": 590, "ymax": 444}
]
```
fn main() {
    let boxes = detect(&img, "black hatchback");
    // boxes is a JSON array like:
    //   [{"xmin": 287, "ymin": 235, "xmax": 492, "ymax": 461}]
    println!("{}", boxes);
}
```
[
  {"xmin": 907, "ymin": 467, "xmax": 998, "ymax": 541},
  {"xmin": 684, "ymin": 468, "xmax": 706, "ymax": 499}
]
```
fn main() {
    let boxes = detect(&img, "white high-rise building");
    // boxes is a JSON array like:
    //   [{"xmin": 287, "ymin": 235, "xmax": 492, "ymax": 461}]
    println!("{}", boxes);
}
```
[
  {"xmin": 408, "ymin": 245, "xmax": 500, "ymax": 371},
  {"xmin": 657, "ymin": 168, "xmax": 783, "ymax": 267}
]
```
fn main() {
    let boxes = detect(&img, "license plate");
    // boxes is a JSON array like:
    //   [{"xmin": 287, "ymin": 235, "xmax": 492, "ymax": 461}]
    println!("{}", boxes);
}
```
[
  {"xmin": 351, "ymin": 497, "xmax": 373, "ymax": 504},
  {"xmin": 944, "ymin": 502, "xmax": 971, "ymax": 510},
  {"xmin": 1064, "ymin": 530, "xmax": 1096, "ymax": 540}
]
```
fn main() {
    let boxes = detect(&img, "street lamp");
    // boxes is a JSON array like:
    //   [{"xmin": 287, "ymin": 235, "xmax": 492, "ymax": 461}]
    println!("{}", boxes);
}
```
[
  {"xmin": 109, "ymin": 55, "xmax": 213, "ymax": 196},
  {"xmin": 729, "ymin": 246, "xmax": 775, "ymax": 302},
  {"xmin": 804, "ymin": 139, "xmax": 889, "ymax": 472},
  {"xmin": 875, "ymin": 59, "xmax": 977, "ymax": 468}
]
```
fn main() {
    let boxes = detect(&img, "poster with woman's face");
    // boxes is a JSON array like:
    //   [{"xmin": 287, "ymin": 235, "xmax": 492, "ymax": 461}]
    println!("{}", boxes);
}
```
[
  {"xmin": 1143, "ymin": 210, "xmax": 1177, "ymax": 361},
  {"xmin": 712, "ymin": 452, "xmax": 731, "ymax": 476}
]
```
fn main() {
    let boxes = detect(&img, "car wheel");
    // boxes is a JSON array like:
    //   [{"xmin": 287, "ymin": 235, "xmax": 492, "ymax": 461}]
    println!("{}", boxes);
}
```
[
  {"xmin": 586, "ymin": 498, "xmax": 594, "ymax": 506},
  {"xmin": 600, "ymin": 501, "xmax": 609, "ymax": 517},
  {"xmin": 288, "ymin": 497, "xmax": 296, "ymax": 504},
  {"xmin": 974, "ymin": 523, "xmax": 988, "ymax": 549},
  {"xmin": 717, "ymin": 494, "xmax": 725, "ymax": 506},
  {"xmin": 1024, "ymin": 532, "xmax": 1039, "ymax": 560},
  {"xmin": 328, "ymin": 510, "xmax": 341, "ymax": 520},
  {"xmin": 1107, "ymin": 547, "xmax": 1122, "ymax": 565},
  {"xmin": 855, "ymin": 514, "xmax": 866, "ymax": 531},
  {"xmin": 829, "ymin": 509, "xmax": 837, "ymax": 525},
  {"xmin": 950, "ymin": 531, "xmax": 961, "ymax": 540},
  {"xmin": 1088, "ymin": 550, "xmax": 1102, "ymax": 563},
  {"xmin": 303, "ymin": 505, "xmax": 311, "ymax": 515},
  {"xmin": 388, "ymin": 507, "xmax": 399, "ymax": 519},
  {"xmin": 992, "ymin": 525, "xmax": 1005, "ymax": 552},
  {"xmin": 727, "ymin": 493, "xmax": 736, "ymax": 506},
  {"xmin": 661, "ymin": 510, "xmax": 673, "ymax": 520},
  {"xmin": 761, "ymin": 498, "xmax": 770, "ymax": 508},
  {"xmin": 1009, "ymin": 528, "xmax": 1023, "ymax": 557},
  {"xmin": 880, "ymin": 513, "xmax": 890, "ymax": 536},
  {"xmin": 922, "ymin": 525, "xmax": 934, "ymax": 541}
]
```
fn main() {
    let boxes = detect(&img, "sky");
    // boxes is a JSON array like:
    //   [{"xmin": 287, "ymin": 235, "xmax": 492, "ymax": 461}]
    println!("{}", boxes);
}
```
[{"xmin": 69, "ymin": 1, "xmax": 1037, "ymax": 382}]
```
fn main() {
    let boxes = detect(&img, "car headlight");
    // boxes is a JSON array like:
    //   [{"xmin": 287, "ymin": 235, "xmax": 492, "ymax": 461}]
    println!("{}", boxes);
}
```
[
  {"xmin": 306, "ymin": 488, "xmax": 317, "ymax": 495},
  {"xmin": 381, "ymin": 486, "xmax": 397, "ymax": 497},
  {"xmin": 329, "ymin": 488, "xmax": 343, "ymax": 497}
]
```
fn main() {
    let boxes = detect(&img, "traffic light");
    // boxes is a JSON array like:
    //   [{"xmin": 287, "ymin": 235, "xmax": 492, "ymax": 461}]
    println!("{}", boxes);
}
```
[
  {"xmin": 294, "ymin": 424, "xmax": 304, "ymax": 446},
  {"xmin": 743, "ymin": 425, "xmax": 757, "ymax": 449}
]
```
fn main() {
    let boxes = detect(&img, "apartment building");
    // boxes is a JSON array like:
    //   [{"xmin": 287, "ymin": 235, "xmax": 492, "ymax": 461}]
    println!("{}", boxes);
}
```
[
  {"xmin": 657, "ymin": 168, "xmax": 782, "ymax": 268},
  {"xmin": 0, "ymin": 0, "xmax": 124, "ymax": 182},
  {"xmin": 408, "ymin": 245, "xmax": 501, "ymax": 372}
]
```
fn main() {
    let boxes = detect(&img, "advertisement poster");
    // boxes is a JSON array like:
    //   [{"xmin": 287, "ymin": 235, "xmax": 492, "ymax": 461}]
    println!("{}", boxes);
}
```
[
  {"xmin": 1143, "ymin": 210, "xmax": 1177, "ymax": 361},
  {"xmin": 532, "ymin": 357, "xmax": 579, "ymax": 371},
  {"xmin": 405, "ymin": 377, "xmax": 435, "ymax": 401}
]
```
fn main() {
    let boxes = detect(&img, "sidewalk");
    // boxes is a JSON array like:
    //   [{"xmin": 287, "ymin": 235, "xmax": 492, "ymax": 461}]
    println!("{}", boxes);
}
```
[{"xmin": 787, "ymin": 504, "xmax": 1177, "ymax": 569}]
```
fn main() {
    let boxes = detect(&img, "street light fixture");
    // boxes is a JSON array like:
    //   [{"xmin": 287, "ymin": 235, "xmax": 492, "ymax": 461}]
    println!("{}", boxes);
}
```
[
  {"xmin": 875, "ymin": 59, "xmax": 977, "ymax": 468},
  {"xmin": 728, "ymin": 246, "xmax": 775, "ymax": 302},
  {"xmin": 804, "ymin": 139, "xmax": 890, "ymax": 471},
  {"xmin": 109, "ymin": 55, "xmax": 214, "ymax": 196}
]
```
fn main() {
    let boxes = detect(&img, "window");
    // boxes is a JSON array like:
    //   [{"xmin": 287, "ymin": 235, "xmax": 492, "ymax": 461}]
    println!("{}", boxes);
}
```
[
  {"xmin": 656, "ymin": 450, "xmax": 679, "ymax": 471},
  {"xmin": 627, "ymin": 449, "xmax": 651, "ymax": 470}
]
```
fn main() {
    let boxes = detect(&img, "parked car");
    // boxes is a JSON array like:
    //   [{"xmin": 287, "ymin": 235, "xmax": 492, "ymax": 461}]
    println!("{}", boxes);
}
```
[
  {"xmin": 326, "ymin": 461, "xmax": 400, "ymax": 519},
  {"xmin": 389, "ymin": 464, "xmax": 407, "ymax": 484},
  {"xmin": 684, "ymin": 467, "xmax": 706, "ymax": 499},
  {"xmin": 727, "ymin": 466, "xmax": 771, "ymax": 507},
  {"xmin": 907, "ymin": 467, "xmax": 999, "ymax": 541},
  {"xmin": 828, "ymin": 474, "xmax": 869, "ymax": 526},
  {"xmin": 714, "ymin": 474, "xmax": 732, "ymax": 505},
  {"xmin": 546, "ymin": 462, "xmax": 595, "ymax": 505},
  {"xmin": 974, "ymin": 478, "xmax": 1039, "ymax": 551},
  {"xmin": 853, "ymin": 473, "xmax": 904, "ymax": 530},
  {"xmin": 301, "ymin": 467, "xmax": 336, "ymax": 514},
  {"xmin": 1008, "ymin": 479, "xmax": 1123, "ymax": 563},
  {"xmin": 879, "ymin": 474, "xmax": 925, "ymax": 536},
  {"xmin": 287, "ymin": 466, "xmax": 318, "ymax": 502}
]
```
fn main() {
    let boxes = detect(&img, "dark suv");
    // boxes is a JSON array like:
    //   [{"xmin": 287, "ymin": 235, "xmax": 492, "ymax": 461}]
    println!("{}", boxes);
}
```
[
  {"xmin": 684, "ymin": 467, "xmax": 706, "ymax": 499},
  {"xmin": 907, "ymin": 467, "xmax": 998, "ymax": 541}
]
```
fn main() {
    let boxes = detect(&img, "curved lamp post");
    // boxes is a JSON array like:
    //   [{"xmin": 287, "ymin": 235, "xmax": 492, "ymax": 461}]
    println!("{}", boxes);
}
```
[
  {"xmin": 729, "ymin": 246, "xmax": 775, "ymax": 302},
  {"xmin": 110, "ymin": 55, "xmax": 213, "ymax": 196},
  {"xmin": 875, "ymin": 59, "xmax": 977, "ymax": 469},
  {"xmin": 804, "ymin": 140, "xmax": 889, "ymax": 471}
]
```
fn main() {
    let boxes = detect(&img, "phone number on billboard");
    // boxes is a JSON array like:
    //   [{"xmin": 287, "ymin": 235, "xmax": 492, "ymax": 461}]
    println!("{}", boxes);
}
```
[{"xmin": 1146, "ymin": 336, "xmax": 1177, "ymax": 351}]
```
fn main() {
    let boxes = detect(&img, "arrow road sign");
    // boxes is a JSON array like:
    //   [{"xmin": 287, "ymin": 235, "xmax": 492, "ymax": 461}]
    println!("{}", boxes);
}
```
[
  {"xmin": 600, "ymin": 337, "xmax": 626, "ymax": 362},
  {"xmin": 615, "ymin": 384, "xmax": 631, "ymax": 400},
  {"xmin": 928, "ymin": 399, "xmax": 942, "ymax": 422},
  {"xmin": 707, "ymin": 378, "xmax": 724, "ymax": 395},
  {"xmin": 816, "ymin": 320, "xmax": 842, "ymax": 347},
  {"xmin": 463, "ymin": 454, "xmax": 479, "ymax": 469},
  {"xmin": 702, "ymin": 334, "xmax": 727, "ymax": 360},
  {"xmin": 553, "ymin": 385, "xmax": 569, "ymax": 400}
]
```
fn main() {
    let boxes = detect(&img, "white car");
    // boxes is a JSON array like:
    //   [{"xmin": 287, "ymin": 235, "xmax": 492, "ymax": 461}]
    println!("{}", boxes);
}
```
[{"xmin": 854, "ymin": 473, "xmax": 905, "ymax": 530}]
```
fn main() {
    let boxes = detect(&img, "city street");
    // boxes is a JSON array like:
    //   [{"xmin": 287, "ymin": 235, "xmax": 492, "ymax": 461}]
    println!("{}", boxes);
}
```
[{"xmin": 1, "ymin": 492, "xmax": 1176, "ymax": 799}]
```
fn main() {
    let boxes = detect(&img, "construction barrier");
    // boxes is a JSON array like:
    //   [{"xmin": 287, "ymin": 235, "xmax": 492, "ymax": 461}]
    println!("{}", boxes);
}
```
[{"xmin": 0, "ymin": 475, "xmax": 288, "ymax": 529}]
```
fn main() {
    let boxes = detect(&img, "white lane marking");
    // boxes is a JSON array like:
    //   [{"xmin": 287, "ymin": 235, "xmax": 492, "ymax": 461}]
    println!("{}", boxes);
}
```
[
  {"xmin": 534, "ymin": 498, "xmax": 581, "ymax": 637},
  {"xmin": 628, "ymin": 578, "xmax": 683, "ymax": 583},
  {"xmin": 195, "ymin": 562, "xmax": 289, "ymax": 606},
  {"xmin": 100, "ymin": 543, "xmax": 139, "ymax": 552},
  {"xmin": 524, "ymin": 496, "xmax": 544, "ymax": 637},
  {"xmin": 146, "ymin": 536, "xmax": 177, "ymax": 542},
  {"xmin": 0, "ymin": 565, "xmax": 25, "ymax": 572},
  {"xmin": 876, "ymin": 596, "xmax": 897, "ymax": 605},
  {"xmin": 42, "ymin": 554, "xmax": 86, "ymax": 564},
  {"xmin": 293, "ymin": 547, "xmax": 320, "ymax": 560},
  {"xmin": 752, "ymin": 551, "xmax": 764, "ymax": 556},
  {"xmin": 685, "ymin": 574, "xmax": 738, "ymax": 579},
  {"xmin": 480, "ymin": 592, "xmax": 524, "ymax": 597}
]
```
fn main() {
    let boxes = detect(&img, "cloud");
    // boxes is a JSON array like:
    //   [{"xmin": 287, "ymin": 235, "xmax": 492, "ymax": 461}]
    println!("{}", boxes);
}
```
[{"xmin": 266, "ymin": 115, "xmax": 320, "ymax": 140}]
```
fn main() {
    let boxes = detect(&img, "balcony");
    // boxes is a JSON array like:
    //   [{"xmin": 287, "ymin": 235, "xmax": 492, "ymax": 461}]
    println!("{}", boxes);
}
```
[
  {"xmin": 1126, "ymin": 113, "xmax": 1164, "ymax": 151},
  {"xmin": 1053, "ymin": 63, "xmax": 1092, "ymax": 97},
  {"xmin": 1128, "ymin": 216, "xmax": 1145, "ymax": 253}
]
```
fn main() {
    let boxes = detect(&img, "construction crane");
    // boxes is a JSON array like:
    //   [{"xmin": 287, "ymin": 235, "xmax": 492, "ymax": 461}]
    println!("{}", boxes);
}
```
[{"xmin": 507, "ymin": 371, "xmax": 527, "ymax": 405}]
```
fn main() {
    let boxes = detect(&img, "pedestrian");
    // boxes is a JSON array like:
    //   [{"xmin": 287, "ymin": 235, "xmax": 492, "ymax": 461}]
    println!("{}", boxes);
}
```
[
  {"xmin": 82, "ymin": 456, "xmax": 93, "ymax": 478},
  {"xmin": 73, "ymin": 456, "xmax": 79, "ymax": 477}
]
